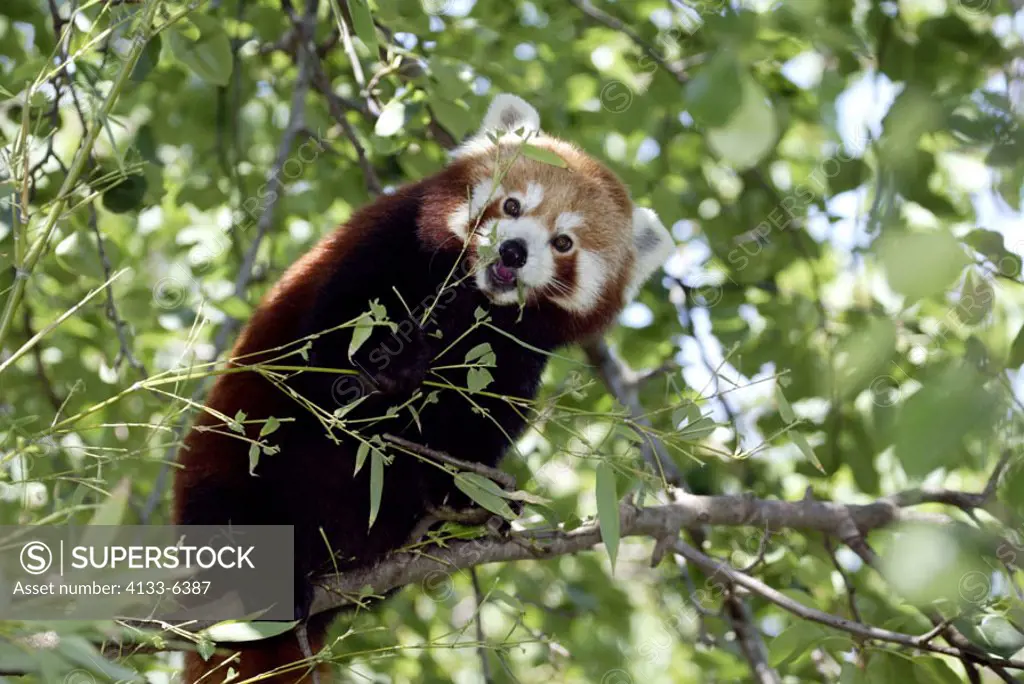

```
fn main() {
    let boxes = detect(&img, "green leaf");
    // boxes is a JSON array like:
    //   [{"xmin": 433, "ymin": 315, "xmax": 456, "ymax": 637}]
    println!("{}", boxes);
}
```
[
  {"xmin": 130, "ymin": 33, "xmax": 162, "ymax": 83},
  {"xmin": 830, "ymin": 318, "xmax": 898, "ymax": 399},
  {"xmin": 677, "ymin": 408, "xmax": 716, "ymax": 440},
  {"xmin": 454, "ymin": 473, "xmax": 516, "ymax": 519},
  {"xmin": 684, "ymin": 52, "xmax": 743, "ymax": 125},
  {"xmin": 79, "ymin": 478, "xmax": 131, "ymax": 554},
  {"xmin": 775, "ymin": 385, "xmax": 794, "ymax": 423},
  {"xmin": 792, "ymin": 432, "xmax": 823, "ymax": 473},
  {"xmin": 354, "ymin": 441, "xmax": 370, "ymax": 475},
  {"xmin": 374, "ymin": 100, "xmax": 406, "ymax": 137},
  {"xmin": 349, "ymin": 314, "xmax": 373, "ymax": 360},
  {"xmin": 57, "ymin": 635, "xmax": 142, "ymax": 682},
  {"xmin": 964, "ymin": 229, "xmax": 1022, "ymax": 277},
  {"xmin": 977, "ymin": 615, "xmax": 1024, "ymax": 657},
  {"xmin": 201, "ymin": 620, "xmax": 299, "ymax": 642},
  {"xmin": 595, "ymin": 463, "xmax": 620, "ymax": 572},
  {"xmin": 166, "ymin": 15, "xmax": 233, "ymax": 86},
  {"xmin": 894, "ymin": 364, "xmax": 1000, "ymax": 478},
  {"xmin": 467, "ymin": 367, "xmax": 494, "ymax": 393},
  {"xmin": 878, "ymin": 230, "xmax": 970, "ymax": 301},
  {"xmin": 220, "ymin": 296, "xmax": 254, "ymax": 320},
  {"xmin": 368, "ymin": 448, "xmax": 384, "ymax": 529},
  {"xmin": 88, "ymin": 477, "xmax": 130, "ymax": 526},
  {"xmin": 768, "ymin": 622, "xmax": 830, "ymax": 667},
  {"xmin": 911, "ymin": 656, "xmax": 964, "ymax": 684},
  {"xmin": 54, "ymin": 230, "xmax": 106, "ymax": 279},
  {"xmin": 196, "ymin": 639, "xmax": 216, "ymax": 661},
  {"xmin": 706, "ymin": 73, "xmax": 778, "ymax": 169},
  {"xmin": 955, "ymin": 268, "xmax": 994, "ymax": 326},
  {"xmin": 829, "ymin": 158, "xmax": 869, "ymax": 194},
  {"xmin": 520, "ymin": 144, "xmax": 568, "ymax": 168},
  {"xmin": 259, "ymin": 416, "xmax": 280, "ymax": 437},
  {"xmin": 1010, "ymin": 324, "xmax": 1024, "ymax": 369},
  {"xmin": 248, "ymin": 443, "xmax": 260, "ymax": 475},
  {"xmin": 348, "ymin": 0, "xmax": 378, "ymax": 54},
  {"xmin": 464, "ymin": 343, "xmax": 493, "ymax": 363},
  {"xmin": 429, "ymin": 98, "xmax": 473, "ymax": 140}
]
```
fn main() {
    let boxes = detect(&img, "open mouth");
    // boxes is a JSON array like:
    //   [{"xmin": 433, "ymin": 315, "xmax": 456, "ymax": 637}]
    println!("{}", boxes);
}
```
[{"xmin": 486, "ymin": 262, "xmax": 518, "ymax": 292}]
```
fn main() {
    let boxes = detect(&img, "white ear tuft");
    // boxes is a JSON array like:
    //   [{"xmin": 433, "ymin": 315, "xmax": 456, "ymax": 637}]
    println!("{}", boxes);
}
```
[
  {"xmin": 479, "ymin": 94, "xmax": 541, "ymax": 135},
  {"xmin": 624, "ymin": 207, "xmax": 674, "ymax": 302}
]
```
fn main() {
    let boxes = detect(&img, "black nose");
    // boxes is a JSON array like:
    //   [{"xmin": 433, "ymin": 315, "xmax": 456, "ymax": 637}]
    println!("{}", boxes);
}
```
[{"xmin": 498, "ymin": 239, "xmax": 528, "ymax": 269}]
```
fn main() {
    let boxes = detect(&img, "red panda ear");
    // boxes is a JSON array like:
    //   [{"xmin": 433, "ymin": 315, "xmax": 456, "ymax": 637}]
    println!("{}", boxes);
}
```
[
  {"xmin": 478, "ymin": 94, "xmax": 541, "ymax": 136},
  {"xmin": 624, "ymin": 207, "xmax": 674, "ymax": 302},
  {"xmin": 454, "ymin": 94, "xmax": 542, "ymax": 159}
]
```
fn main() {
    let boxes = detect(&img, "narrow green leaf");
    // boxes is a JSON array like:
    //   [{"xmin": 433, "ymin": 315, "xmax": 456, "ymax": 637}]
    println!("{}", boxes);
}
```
[
  {"xmin": 595, "ymin": 463, "xmax": 621, "ymax": 572},
  {"xmin": 678, "ymin": 415, "xmax": 716, "ymax": 441},
  {"xmin": 348, "ymin": 0, "xmax": 378, "ymax": 54},
  {"xmin": 955, "ymin": 268, "xmax": 994, "ymax": 326},
  {"xmin": 354, "ymin": 442, "xmax": 370, "ymax": 475},
  {"xmin": 201, "ymin": 620, "xmax": 298, "ymax": 643},
  {"xmin": 368, "ymin": 448, "xmax": 384, "ymax": 529},
  {"xmin": 349, "ymin": 314, "xmax": 373, "ymax": 360},
  {"xmin": 775, "ymin": 385, "xmax": 795, "ymax": 424},
  {"xmin": 521, "ymin": 143, "xmax": 568, "ymax": 168},
  {"xmin": 89, "ymin": 478, "xmax": 130, "ymax": 526},
  {"xmin": 454, "ymin": 473, "xmax": 516, "ymax": 519},
  {"xmin": 792, "ymin": 432, "xmax": 823, "ymax": 473},
  {"xmin": 248, "ymin": 443, "xmax": 260, "ymax": 475},
  {"xmin": 79, "ymin": 478, "xmax": 131, "ymax": 555}
]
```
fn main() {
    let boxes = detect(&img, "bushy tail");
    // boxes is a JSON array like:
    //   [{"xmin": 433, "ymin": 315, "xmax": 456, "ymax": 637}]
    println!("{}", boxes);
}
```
[{"xmin": 182, "ymin": 615, "xmax": 333, "ymax": 684}]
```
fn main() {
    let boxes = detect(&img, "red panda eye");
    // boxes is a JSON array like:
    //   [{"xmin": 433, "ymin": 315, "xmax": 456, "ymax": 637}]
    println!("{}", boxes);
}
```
[
  {"xmin": 552, "ymin": 235, "xmax": 573, "ymax": 253},
  {"xmin": 502, "ymin": 198, "xmax": 522, "ymax": 217}
]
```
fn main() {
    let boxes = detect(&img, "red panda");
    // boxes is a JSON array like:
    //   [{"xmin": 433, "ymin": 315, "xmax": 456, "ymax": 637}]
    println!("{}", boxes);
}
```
[{"xmin": 173, "ymin": 94, "xmax": 674, "ymax": 683}]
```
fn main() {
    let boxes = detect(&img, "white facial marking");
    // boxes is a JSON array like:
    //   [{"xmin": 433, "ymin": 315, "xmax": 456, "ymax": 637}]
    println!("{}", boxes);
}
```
[
  {"xmin": 555, "ymin": 250, "xmax": 608, "ymax": 313},
  {"xmin": 524, "ymin": 183, "xmax": 545, "ymax": 212},
  {"xmin": 555, "ymin": 211, "xmax": 583, "ymax": 232},
  {"xmin": 447, "ymin": 178, "xmax": 504, "ymax": 240}
]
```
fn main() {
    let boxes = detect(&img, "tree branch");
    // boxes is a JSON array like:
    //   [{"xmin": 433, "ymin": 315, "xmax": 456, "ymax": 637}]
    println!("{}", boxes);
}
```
[{"xmin": 103, "ymin": 489, "xmax": 1021, "ymax": 674}]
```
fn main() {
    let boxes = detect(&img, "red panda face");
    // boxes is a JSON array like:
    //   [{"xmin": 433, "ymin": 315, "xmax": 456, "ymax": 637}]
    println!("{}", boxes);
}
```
[{"xmin": 419, "ymin": 95, "xmax": 674, "ymax": 333}]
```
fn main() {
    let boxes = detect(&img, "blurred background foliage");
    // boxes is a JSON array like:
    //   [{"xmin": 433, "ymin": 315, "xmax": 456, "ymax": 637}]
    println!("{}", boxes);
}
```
[{"xmin": 1, "ymin": 0, "xmax": 1024, "ymax": 682}]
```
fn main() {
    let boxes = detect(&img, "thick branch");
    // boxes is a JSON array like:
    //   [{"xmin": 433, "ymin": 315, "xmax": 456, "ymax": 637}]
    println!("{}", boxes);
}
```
[
  {"xmin": 309, "ymin": 491, "xmax": 912, "ymax": 613},
  {"xmin": 281, "ymin": 489, "xmax": 1018, "ymax": 671}
]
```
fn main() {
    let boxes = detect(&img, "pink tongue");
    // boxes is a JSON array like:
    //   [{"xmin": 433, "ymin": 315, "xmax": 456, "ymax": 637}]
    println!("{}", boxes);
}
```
[{"xmin": 494, "ymin": 264, "xmax": 516, "ymax": 283}]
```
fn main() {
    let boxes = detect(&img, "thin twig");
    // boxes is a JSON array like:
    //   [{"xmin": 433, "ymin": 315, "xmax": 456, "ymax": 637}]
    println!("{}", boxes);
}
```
[
  {"xmin": 470, "ymin": 569, "xmax": 495, "ymax": 684},
  {"xmin": 383, "ymin": 433, "xmax": 516, "ymax": 490},
  {"xmin": 671, "ymin": 538, "xmax": 1024, "ymax": 670}
]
